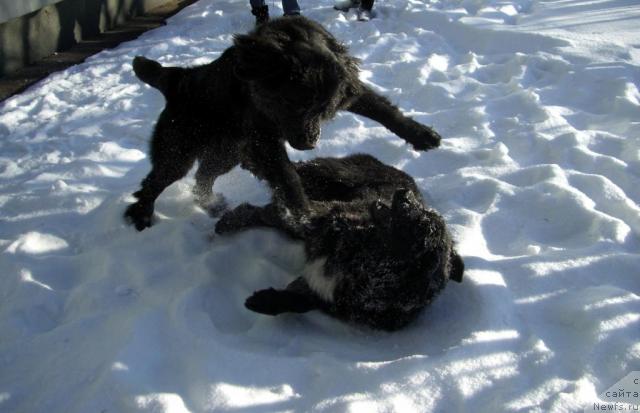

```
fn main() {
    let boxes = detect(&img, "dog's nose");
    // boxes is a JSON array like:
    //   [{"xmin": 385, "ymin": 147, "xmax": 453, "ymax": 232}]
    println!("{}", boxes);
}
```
[{"xmin": 288, "ymin": 126, "xmax": 320, "ymax": 150}]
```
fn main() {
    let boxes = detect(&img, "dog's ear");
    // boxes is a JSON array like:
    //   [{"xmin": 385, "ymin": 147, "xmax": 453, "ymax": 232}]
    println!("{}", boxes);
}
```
[
  {"xmin": 391, "ymin": 188, "xmax": 423, "ymax": 220},
  {"xmin": 233, "ymin": 34, "xmax": 290, "ymax": 80},
  {"xmin": 449, "ymin": 250, "xmax": 464, "ymax": 283}
]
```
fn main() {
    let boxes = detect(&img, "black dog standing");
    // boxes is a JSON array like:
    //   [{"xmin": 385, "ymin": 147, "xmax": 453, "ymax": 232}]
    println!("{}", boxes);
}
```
[{"xmin": 125, "ymin": 17, "xmax": 441, "ymax": 231}]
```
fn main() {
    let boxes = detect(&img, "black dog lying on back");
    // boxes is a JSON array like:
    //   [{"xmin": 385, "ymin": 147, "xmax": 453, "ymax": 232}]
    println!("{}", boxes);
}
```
[
  {"xmin": 125, "ymin": 16, "xmax": 441, "ymax": 230},
  {"xmin": 216, "ymin": 154, "xmax": 463, "ymax": 331}
]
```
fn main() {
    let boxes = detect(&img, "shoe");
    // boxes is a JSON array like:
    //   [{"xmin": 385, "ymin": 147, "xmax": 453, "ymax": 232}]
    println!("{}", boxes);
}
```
[
  {"xmin": 357, "ymin": 7, "xmax": 375, "ymax": 21},
  {"xmin": 251, "ymin": 5, "xmax": 269, "ymax": 25},
  {"xmin": 334, "ymin": 0, "xmax": 360, "ymax": 12}
]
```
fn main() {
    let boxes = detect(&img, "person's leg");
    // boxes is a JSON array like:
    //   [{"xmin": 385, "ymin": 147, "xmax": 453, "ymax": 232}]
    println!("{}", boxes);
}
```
[
  {"xmin": 357, "ymin": 0, "xmax": 375, "ymax": 22},
  {"xmin": 334, "ymin": 0, "xmax": 360, "ymax": 12},
  {"xmin": 360, "ymin": 0, "xmax": 373, "ymax": 10},
  {"xmin": 250, "ymin": 0, "xmax": 269, "ymax": 24},
  {"xmin": 282, "ymin": 0, "xmax": 301, "ymax": 15}
]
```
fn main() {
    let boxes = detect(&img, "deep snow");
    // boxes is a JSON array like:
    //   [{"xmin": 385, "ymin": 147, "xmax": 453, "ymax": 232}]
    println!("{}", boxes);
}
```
[{"xmin": 0, "ymin": 0, "xmax": 639, "ymax": 412}]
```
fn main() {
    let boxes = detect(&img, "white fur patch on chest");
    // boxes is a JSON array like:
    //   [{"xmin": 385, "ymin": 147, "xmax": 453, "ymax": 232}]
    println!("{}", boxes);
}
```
[{"xmin": 303, "ymin": 257, "xmax": 336, "ymax": 302}]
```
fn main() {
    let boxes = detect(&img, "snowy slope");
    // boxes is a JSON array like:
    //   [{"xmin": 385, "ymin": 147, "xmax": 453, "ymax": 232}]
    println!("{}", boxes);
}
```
[{"xmin": 0, "ymin": 0, "xmax": 639, "ymax": 412}]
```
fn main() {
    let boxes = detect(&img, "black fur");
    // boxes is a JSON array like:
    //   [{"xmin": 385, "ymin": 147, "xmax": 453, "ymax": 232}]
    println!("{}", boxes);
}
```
[
  {"xmin": 124, "ymin": 16, "xmax": 442, "ymax": 230},
  {"xmin": 216, "ymin": 154, "xmax": 463, "ymax": 331}
]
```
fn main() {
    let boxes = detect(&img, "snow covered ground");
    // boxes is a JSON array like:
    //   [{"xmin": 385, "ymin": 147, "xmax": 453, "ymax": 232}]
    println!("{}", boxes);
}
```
[{"xmin": 0, "ymin": 0, "xmax": 639, "ymax": 411}]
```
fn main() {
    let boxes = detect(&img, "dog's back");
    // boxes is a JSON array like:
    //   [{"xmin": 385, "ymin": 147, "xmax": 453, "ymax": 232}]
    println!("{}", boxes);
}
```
[{"xmin": 295, "ymin": 154, "xmax": 420, "ymax": 203}]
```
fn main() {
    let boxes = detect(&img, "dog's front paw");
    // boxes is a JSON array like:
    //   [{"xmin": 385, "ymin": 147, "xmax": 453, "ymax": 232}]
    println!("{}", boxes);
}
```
[
  {"xmin": 264, "ymin": 203, "xmax": 310, "ymax": 238},
  {"xmin": 402, "ymin": 121, "xmax": 442, "ymax": 151},
  {"xmin": 245, "ymin": 288, "xmax": 286, "ymax": 315},
  {"xmin": 215, "ymin": 203, "xmax": 262, "ymax": 234},
  {"xmin": 214, "ymin": 212, "xmax": 242, "ymax": 234},
  {"xmin": 124, "ymin": 202, "xmax": 154, "ymax": 231}
]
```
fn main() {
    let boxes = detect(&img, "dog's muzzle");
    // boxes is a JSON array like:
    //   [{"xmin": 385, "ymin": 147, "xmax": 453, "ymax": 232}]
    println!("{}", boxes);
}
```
[
  {"xmin": 288, "ymin": 123, "xmax": 321, "ymax": 150},
  {"xmin": 289, "ymin": 137, "xmax": 319, "ymax": 150}
]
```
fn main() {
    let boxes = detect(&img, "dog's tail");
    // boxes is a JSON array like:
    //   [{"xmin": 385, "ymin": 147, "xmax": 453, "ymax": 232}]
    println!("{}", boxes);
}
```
[
  {"xmin": 133, "ymin": 56, "xmax": 164, "ymax": 89},
  {"xmin": 133, "ymin": 56, "xmax": 185, "ymax": 99}
]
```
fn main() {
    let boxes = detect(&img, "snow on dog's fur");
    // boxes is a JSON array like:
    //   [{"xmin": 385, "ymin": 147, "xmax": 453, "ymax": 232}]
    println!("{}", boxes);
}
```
[{"xmin": 216, "ymin": 154, "xmax": 464, "ymax": 331}]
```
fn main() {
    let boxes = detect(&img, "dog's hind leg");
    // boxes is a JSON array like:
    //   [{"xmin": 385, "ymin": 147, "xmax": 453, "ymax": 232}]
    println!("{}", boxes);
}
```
[
  {"xmin": 125, "ymin": 116, "xmax": 197, "ymax": 230},
  {"xmin": 346, "ymin": 86, "xmax": 442, "ymax": 151},
  {"xmin": 245, "ymin": 277, "xmax": 327, "ymax": 316},
  {"xmin": 125, "ymin": 163, "xmax": 195, "ymax": 230},
  {"xmin": 125, "ymin": 170, "xmax": 191, "ymax": 230},
  {"xmin": 193, "ymin": 149, "xmax": 239, "ymax": 217}
]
